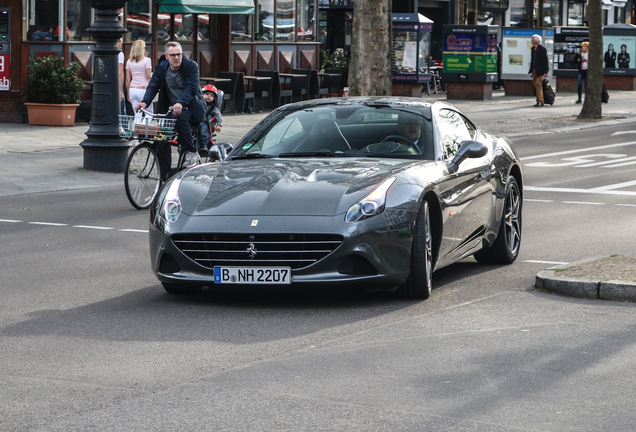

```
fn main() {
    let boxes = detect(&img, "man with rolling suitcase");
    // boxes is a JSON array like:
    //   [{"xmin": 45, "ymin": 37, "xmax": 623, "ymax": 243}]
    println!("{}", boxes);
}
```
[{"xmin": 529, "ymin": 34, "xmax": 550, "ymax": 107}]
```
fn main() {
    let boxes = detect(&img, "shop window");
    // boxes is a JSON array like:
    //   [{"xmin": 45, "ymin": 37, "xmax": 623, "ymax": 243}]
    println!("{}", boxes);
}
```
[
  {"xmin": 509, "ymin": 0, "xmax": 526, "ymax": 26},
  {"xmin": 318, "ymin": 11, "xmax": 328, "ymax": 46},
  {"xmin": 298, "ymin": 0, "xmax": 316, "ymax": 41},
  {"xmin": 27, "ymin": 0, "xmax": 60, "ymax": 42},
  {"xmin": 174, "ymin": 14, "xmax": 195, "ymax": 40},
  {"xmin": 256, "ymin": 0, "xmax": 275, "ymax": 41},
  {"xmin": 126, "ymin": 0, "xmax": 152, "ymax": 42},
  {"xmin": 277, "ymin": 0, "xmax": 296, "ymax": 42},
  {"xmin": 197, "ymin": 14, "xmax": 212, "ymax": 41},
  {"xmin": 232, "ymin": 15, "xmax": 253, "ymax": 42},
  {"xmin": 568, "ymin": 2, "xmax": 584, "ymax": 25},
  {"xmin": 543, "ymin": 0, "xmax": 561, "ymax": 27}
]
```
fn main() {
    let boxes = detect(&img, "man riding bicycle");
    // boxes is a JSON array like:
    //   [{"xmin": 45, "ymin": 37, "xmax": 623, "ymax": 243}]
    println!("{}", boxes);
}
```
[{"xmin": 135, "ymin": 41, "xmax": 206, "ymax": 178}]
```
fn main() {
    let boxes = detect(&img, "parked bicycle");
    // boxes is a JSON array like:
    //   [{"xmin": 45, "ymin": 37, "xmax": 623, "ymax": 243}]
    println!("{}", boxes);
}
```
[{"xmin": 120, "ymin": 107, "xmax": 207, "ymax": 210}]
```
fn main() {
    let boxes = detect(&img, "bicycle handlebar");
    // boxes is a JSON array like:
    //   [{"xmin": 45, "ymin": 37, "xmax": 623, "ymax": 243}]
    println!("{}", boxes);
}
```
[{"xmin": 136, "ymin": 105, "xmax": 174, "ymax": 118}]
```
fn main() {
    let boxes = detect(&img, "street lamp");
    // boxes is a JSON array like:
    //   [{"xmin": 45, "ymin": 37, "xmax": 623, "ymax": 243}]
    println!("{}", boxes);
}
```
[{"xmin": 80, "ymin": 0, "xmax": 129, "ymax": 173}]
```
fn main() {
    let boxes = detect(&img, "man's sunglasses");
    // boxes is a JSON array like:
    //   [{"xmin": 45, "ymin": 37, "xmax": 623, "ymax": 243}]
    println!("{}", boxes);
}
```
[{"xmin": 167, "ymin": 53, "xmax": 183, "ymax": 58}]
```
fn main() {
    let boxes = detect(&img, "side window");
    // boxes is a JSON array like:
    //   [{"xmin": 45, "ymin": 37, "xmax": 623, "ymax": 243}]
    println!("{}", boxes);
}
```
[
  {"xmin": 461, "ymin": 114, "xmax": 477, "ymax": 139},
  {"xmin": 261, "ymin": 118, "xmax": 304, "ymax": 150},
  {"xmin": 437, "ymin": 109, "xmax": 473, "ymax": 159}
]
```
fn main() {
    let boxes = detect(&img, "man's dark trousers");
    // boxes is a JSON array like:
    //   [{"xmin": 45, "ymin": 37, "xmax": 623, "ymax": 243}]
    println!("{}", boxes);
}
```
[{"xmin": 158, "ymin": 108, "xmax": 196, "ymax": 181}]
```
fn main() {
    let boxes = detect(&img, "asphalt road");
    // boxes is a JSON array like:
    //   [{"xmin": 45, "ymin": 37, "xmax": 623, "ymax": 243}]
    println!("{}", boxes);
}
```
[{"xmin": 1, "ymin": 123, "xmax": 636, "ymax": 431}]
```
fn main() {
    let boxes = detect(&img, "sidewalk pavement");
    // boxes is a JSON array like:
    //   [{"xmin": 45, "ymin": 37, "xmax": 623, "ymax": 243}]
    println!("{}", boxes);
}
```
[{"xmin": 2, "ymin": 90, "xmax": 636, "ymax": 299}]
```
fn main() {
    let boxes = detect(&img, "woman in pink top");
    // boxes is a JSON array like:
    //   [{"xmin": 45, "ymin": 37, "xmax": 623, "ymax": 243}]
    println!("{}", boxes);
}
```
[{"xmin": 126, "ymin": 39, "xmax": 153, "ymax": 118}]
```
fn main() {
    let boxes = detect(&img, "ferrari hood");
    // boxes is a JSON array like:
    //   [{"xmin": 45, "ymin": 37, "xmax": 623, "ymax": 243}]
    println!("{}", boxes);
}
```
[{"xmin": 180, "ymin": 158, "xmax": 415, "ymax": 217}]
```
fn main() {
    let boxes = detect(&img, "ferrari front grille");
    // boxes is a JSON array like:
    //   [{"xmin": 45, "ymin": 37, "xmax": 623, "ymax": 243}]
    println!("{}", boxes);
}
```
[{"xmin": 171, "ymin": 233, "xmax": 344, "ymax": 270}]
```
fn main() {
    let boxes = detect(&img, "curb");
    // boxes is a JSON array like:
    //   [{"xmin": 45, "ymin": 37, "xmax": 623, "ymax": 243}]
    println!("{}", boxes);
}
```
[
  {"xmin": 508, "ymin": 115, "xmax": 636, "ymax": 138},
  {"xmin": 535, "ymin": 256, "xmax": 636, "ymax": 302}
]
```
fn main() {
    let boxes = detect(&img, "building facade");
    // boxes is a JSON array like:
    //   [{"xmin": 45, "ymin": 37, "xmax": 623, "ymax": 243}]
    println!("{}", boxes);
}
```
[{"xmin": 0, "ymin": 0, "xmax": 320, "ymax": 121}]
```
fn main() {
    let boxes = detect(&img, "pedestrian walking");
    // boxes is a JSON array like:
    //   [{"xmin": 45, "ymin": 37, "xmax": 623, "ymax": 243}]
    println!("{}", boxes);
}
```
[
  {"xmin": 575, "ymin": 42, "xmax": 589, "ymax": 104},
  {"xmin": 528, "ymin": 34, "xmax": 549, "ymax": 107},
  {"xmin": 126, "ymin": 39, "xmax": 153, "ymax": 119},
  {"xmin": 118, "ymin": 38, "xmax": 126, "ymax": 116}
]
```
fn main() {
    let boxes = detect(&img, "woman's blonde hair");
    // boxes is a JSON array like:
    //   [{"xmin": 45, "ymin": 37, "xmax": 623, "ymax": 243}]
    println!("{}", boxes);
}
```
[
  {"xmin": 129, "ymin": 39, "xmax": 146, "ymax": 62},
  {"xmin": 581, "ymin": 41, "xmax": 589, "ymax": 47}
]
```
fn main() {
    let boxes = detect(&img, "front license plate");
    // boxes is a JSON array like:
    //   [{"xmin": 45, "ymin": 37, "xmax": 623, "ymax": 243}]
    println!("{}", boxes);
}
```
[{"xmin": 213, "ymin": 266, "xmax": 292, "ymax": 285}]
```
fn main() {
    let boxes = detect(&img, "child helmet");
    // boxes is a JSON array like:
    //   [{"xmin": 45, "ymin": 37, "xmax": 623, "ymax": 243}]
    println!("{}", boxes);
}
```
[{"xmin": 201, "ymin": 84, "xmax": 219, "ymax": 96}]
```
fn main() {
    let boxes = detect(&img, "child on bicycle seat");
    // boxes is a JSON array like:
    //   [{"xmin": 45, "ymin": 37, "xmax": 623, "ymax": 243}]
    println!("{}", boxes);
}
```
[{"xmin": 200, "ymin": 85, "xmax": 223, "ymax": 149}]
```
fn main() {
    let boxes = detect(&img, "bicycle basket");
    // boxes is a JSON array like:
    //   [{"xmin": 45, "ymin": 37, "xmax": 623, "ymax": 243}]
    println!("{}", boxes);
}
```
[{"xmin": 119, "ymin": 115, "xmax": 177, "ymax": 140}]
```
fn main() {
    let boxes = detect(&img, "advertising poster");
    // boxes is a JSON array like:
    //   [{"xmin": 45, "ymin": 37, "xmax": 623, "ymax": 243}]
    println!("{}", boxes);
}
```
[
  {"xmin": 553, "ymin": 27, "xmax": 588, "ymax": 70},
  {"xmin": 501, "ymin": 29, "xmax": 535, "ymax": 76},
  {"xmin": 602, "ymin": 35, "xmax": 635, "ymax": 69},
  {"xmin": 443, "ymin": 33, "xmax": 497, "ymax": 73}
]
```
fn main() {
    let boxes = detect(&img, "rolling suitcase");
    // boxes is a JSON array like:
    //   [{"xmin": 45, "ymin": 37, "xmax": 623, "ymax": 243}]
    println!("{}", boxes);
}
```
[
  {"xmin": 602, "ymin": 85, "xmax": 609, "ymax": 103},
  {"xmin": 542, "ymin": 79, "xmax": 555, "ymax": 105}
]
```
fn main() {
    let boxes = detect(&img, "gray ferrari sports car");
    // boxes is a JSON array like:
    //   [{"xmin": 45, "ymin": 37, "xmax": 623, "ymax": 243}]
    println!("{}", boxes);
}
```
[{"xmin": 149, "ymin": 97, "xmax": 522, "ymax": 299}]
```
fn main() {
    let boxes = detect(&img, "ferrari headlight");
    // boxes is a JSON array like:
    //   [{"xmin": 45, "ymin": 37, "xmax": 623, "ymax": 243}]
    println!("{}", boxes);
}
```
[
  {"xmin": 346, "ymin": 177, "xmax": 396, "ymax": 222},
  {"xmin": 159, "ymin": 179, "xmax": 182, "ymax": 223}
]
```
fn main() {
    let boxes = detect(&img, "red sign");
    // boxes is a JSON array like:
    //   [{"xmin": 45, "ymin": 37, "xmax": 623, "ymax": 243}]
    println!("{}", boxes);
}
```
[{"xmin": 0, "ymin": 54, "xmax": 9, "ymax": 91}]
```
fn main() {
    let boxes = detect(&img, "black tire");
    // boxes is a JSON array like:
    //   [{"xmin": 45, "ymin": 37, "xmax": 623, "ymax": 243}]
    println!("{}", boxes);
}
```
[
  {"xmin": 401, "ymin": 200, "xmax": 433, "ymax": 299},
  {"xmin": 162, "ymin": 283, "xmax": 201, "ymax": 295},
  {"xmin": 474, "ymin": 176, "xmax": 522, "ymax": 264},
  {"xmin": 125, "ymin": 143, "xmax": 161, "ymax": 210}
]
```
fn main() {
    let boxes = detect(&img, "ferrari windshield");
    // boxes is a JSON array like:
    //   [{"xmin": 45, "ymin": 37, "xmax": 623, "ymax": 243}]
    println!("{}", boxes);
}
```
[{"xmin": 231, "ymin": 103, "xmax": 434, "ymax": 160}]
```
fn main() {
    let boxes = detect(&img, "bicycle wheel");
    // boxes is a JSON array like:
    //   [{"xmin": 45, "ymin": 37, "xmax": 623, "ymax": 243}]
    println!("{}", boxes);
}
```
[{"xmin": 124, "ymin": 143, "xmax": 161, "ymax": 210}]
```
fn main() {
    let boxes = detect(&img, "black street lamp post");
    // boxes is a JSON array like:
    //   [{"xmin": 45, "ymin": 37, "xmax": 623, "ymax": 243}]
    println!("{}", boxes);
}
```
[{"xmin": 80, "ymin": 0, "xmax": 129, "ymax": 173}]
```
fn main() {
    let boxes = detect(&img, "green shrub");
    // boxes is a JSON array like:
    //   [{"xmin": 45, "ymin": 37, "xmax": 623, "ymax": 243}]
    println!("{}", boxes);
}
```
[
  {"xmin": 26, "ymin": 56, "xmax": 86, "ymax": 104},
  {"xmin": 319, "ymin": 48, "xmax": 351, "ymax": 88}
]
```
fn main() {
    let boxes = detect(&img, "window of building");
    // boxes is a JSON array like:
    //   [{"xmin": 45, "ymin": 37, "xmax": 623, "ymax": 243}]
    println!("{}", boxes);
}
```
[
  {"xmin": 508, "ymin": 0, "xmax": 526, "ymax": 26},
  {"xmin": 232, "ymin": 14, "xmax": 253, "ymax": 42},
  {"xmin": 27, "ymin": 0, "xmax": 60, "ymax": 41},
  {"xmin": 568, "ymin": 2, "xmax": 584, "ymax": 25},
  {"xmin": 256, "ymin": 0, "xmax": 275, "ymax": 41},
  {"xmin": 277, "ymin": 0, "xmax": 296, "ymax": 42},
  {"xmin": 174, "ymin": 14, "xmax": 195, "ymax": 40},
  {"xmin": 126, "ymin": 0, "xmax": 152, "ymax": 42},
  {"xmin": 197, "ymin": 15, "xmax": 212, "ymax": 41},
  {"xmin": 298, "ymin": 0, "xmax": 316, "ymax": 41},
  {"xmin": 543, "ymin": 0, "xmax": 561, "ymax": 27}
]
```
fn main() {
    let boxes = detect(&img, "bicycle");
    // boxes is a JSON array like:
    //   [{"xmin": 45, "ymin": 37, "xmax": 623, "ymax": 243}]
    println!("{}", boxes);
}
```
[{"xmin": 120, "ymin": 107, "xmax": 209, "ymax": 210}]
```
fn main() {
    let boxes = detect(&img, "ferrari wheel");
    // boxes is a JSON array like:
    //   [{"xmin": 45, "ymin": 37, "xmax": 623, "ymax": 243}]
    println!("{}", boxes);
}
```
[
  {"xmin": 474, "ymin": 176, "xmax": 522, "ymax": 264},
  {"xmin": 402, "ymin": 200, "xmax": 433, "ymax": 299}
]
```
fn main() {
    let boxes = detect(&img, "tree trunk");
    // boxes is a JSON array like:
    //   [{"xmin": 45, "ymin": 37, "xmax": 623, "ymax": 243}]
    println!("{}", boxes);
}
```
[
  {"xmin": 578, "ymin": 0, "xmax": 602, "ymax": 119},
  {"xmin": 349, "ymin": 0, "xmax": 392, "ymax": 96}
]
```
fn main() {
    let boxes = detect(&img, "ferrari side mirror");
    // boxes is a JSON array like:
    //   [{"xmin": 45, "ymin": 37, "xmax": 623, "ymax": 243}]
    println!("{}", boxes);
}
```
[{"xmin": 448, "ymin": 140, "xmax": 488, "ymax": 173}]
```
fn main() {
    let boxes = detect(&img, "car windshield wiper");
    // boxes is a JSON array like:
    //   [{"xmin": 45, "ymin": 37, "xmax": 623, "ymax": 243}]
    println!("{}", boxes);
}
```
[
  {"xmin": 228, "ymin": 153, "xmax": 275, "ymax": 160},
  {"xmin": 278, "ymin": 151, "xmax": 356, "ymax": 158}
]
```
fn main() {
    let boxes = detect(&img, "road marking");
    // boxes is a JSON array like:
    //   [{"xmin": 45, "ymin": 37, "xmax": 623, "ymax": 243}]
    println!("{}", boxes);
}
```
[
  {"xmin": 524, "ymin": 199, "xmax": 554, "ymax": 202},
  {"xmin": 590, "ymin": 179, "xmax": 636, "ymax": 191},
  {"xmin": 523, "ymin": 260, "xmax": 568, "ymax": 265},
  {"xmin": 525, "ymin": 186, "xmax": 636, "ymax": 196},
  {"xmin": 0, "ymin": 219, "xmax": 22, "ymax": 223},
  {"xmin": 71, "ymin": 225, "xmax": 115, "ymax": 230},
  {"xmin": 611, "ymin": 131, "xmax": 636, "ymax": 136},
  {"xmin": 28, "ymin": 222, "xmax": 68, "ymax": 226},
  {"xmin": 119, "ymin": 229, "xmax": 149, "ymax": 233},
  {"xmin": 562, "ymin": 201, "xmax": 604, "ymax": 205},
  {"xmin": 521, "ymin": 140, "xmax": 636, "ymax": 161},
  {"xmin": 616, "ymin": 203, "xmax": 636, "ymax": 207}
]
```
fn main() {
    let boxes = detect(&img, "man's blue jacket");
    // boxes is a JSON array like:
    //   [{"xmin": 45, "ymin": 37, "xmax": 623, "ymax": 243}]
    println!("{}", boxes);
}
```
[{"xmin": 142, "ymin": 53, "xmax": 206, "ymax": 123}]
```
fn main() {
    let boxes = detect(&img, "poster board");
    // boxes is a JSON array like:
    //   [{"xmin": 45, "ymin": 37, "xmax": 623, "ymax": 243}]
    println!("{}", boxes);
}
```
[{"xmin": 501, "ymin": 28, "xmax": 554, "ymax": 83}]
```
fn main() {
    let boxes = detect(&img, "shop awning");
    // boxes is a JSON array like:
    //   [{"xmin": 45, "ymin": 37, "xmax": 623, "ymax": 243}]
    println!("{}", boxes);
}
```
[{"xmin": 157, "ymin": 0, "xmax": 255, "ymax": 14}]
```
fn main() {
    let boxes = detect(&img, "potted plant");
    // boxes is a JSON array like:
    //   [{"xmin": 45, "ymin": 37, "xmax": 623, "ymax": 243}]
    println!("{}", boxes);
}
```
[{"xmin": 24, "ymin": 56, "xmax": 86, "ymax": 126}]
